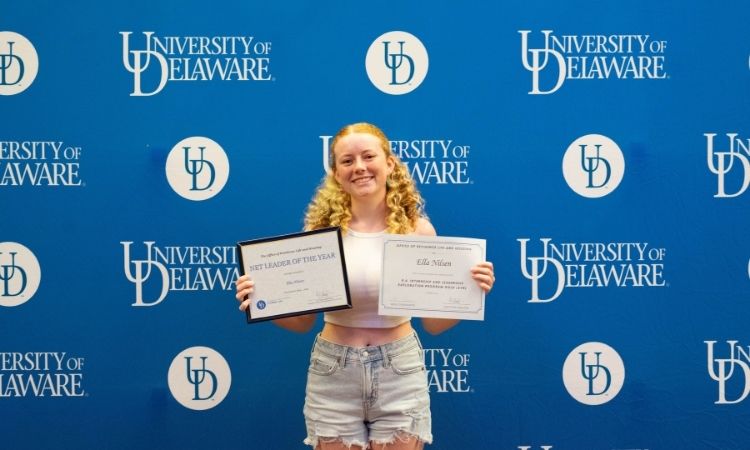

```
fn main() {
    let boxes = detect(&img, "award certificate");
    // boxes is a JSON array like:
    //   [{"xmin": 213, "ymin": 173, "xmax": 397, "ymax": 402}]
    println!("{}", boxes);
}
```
[
  {"xmin": 379, "ymin": 235, "xmax": 486, "ymax": 321},
  {"xmin": 237, "ymin": 227, "xmax": 352, "ymax": 323}
]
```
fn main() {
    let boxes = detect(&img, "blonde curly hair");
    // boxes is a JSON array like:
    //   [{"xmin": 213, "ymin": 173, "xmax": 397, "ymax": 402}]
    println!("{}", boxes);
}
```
[{"xmin": 304, "ymin": 123, "xmax": 425, "ymax": 235}]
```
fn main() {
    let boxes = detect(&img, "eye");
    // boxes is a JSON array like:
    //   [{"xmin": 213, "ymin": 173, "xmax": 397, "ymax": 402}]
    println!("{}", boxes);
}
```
[{"xmin": 364, "ymin": 153, "xmax": 376, "ymax": 160}]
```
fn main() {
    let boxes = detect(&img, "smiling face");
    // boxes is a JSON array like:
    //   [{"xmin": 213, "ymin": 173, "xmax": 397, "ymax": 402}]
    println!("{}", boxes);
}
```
[{"xmin": 332, "ymin": 132, "xmax": 395, "ymax": 201}]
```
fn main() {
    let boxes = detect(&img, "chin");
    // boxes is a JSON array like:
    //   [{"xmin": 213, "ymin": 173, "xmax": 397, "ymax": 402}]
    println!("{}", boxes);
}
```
[{"xmin": 350, "ymin": 186, "xmax": 382, "ymax": 198}]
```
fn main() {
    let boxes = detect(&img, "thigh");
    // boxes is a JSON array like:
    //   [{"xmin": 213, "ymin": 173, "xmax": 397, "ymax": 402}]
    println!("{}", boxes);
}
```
[
  {"xmin": 368, "ymin": 344, "xmax": 432, "ymax": 446},
  {"xmin": 370, "ymin": 435, "xmax": 425, "ymax": 450},
  {"xmin": 317, "ymin": 440, "xmax": 366, "ymax": 450},
  {"xmin": 304, "ymin": 349, "xmax": 368, "ymax": 448}
]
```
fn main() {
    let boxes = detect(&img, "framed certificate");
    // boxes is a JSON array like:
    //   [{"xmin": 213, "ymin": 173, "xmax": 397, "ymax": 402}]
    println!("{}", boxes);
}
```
[
  {"xmin": 379, "ymin": 235, "xmax": 486, "ymax": 321},
  {"xmin": 237, "ymin": 227, "xmax": 352, "ymax": 323}
]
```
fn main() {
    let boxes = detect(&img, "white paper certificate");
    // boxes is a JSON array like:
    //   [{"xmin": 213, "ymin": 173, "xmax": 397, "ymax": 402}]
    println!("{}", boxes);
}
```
[
  {"xmin": 237, "ymin": 227, "xmax": 352, "ymax": 323},
  {"xmin": 379, "ymin": 235, "xmax": 486, "ymax": 321}
]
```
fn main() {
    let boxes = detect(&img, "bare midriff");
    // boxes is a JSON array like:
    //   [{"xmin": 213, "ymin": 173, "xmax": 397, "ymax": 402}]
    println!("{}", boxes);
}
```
[{"xmin": 320, "ymin": 321, "xmax": 414, "ymax": 347}]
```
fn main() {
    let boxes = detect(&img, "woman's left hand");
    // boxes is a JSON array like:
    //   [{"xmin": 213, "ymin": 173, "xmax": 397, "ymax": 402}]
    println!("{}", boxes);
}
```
[{"xmin": 471, "ymin": 261, "xmax": 495, "ymax": 293}]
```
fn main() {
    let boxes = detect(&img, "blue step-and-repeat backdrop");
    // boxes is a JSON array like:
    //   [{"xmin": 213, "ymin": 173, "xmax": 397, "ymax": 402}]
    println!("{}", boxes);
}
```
[{"xmin": 2, "ymin": 1, "xmax": 749, "ymax": 449}]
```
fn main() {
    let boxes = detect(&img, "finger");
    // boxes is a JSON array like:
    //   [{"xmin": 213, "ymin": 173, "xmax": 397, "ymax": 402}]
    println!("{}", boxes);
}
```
[
  {"xmin": 235, "ymin": 280, "xmax": 255, "ymax": 292},
  {"xmin": 235, "ymin": 287, "xmax": 254, "ymax": 302},
  {"xmin": 235, "ymin": 275, "xmax": 255, "ymax": 286},
  {"xmin": 236, "ymin": 279, "xmax": 255, "ymax": 289},
  {"xmin": 472, "ymin": 273, "xmax": 495, "ymax": 293},
  {"xmin": 471, "ymin": 267, "xmax": 494, "ymax": 278},
  {"xmin": 471, "ymin": 264, "xmax": 495, "ymax": 284},
  {"xmin": 477, "ymin": 280, "xmax": 492, "ymax": 294},
  {"xmin": 471, "ymin": 265, "xmax": 494, "ymax": 275},
  {"xmin": 239, "ymin": 299, "xmax": 251, "ymax": 311},
  {"xmin": 472, "ymin": 273, "xmax": 493, "ymax": 285},
  {"xmin": 472, "ymin": 276, "xmax": 492, "ymax": 292},
  {"xmin": 471, "ymin": 261, "xmax": 494, "ymax": 270}
]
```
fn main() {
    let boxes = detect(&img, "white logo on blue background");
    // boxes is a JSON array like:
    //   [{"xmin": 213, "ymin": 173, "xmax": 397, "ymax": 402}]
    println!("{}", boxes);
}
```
[
  {"xmin": 0, "ymin": 242, "xmax": 41, "ymax": 307},
  {"xmin": 706, "ymin": 340, "xmax": 750, "ymax": 405},
  {"xmin": 562, "ymin": 342, "xmax": 625, "ymax": 406},
  {"xmin": 121, "ymin": 241, "xmax": 169, "ymax": 307},
  {"xmin": 365, "ymin": 31, "xmax": 428, "ymax": 95},
  {"xmin": 167, "ymin": 346, "xmax": 231, "ymax": 410},
  {"xmin": 166, "ymin": 136, "xmax": 230, "ymax": 201},
  {"xmin": 705, "ymin": 133, "xmax": 750, "ymax": 198},
  {"xmin": 424, "ymin": 348, "xmax": 472, "ymax": 393},
  {"xmin": 256, "ymin": 300, "xmax": 266, "ymax": 310},
  {"xmin": 519, "ymin": 30, "xmax": 668, "ymax": 95},
  {"xmin": 0, "ymin": 31, "xmax": 38, "ymax": 96},
  {"xmin": 120, "ymin": 31, "xmax": 273, "ymax": 96},
  {"xmin": 121, "ymin": 241, "xmax": 238, "ymax": 307},
  {"xmin": 518, "ymin": 237, "xmax": 667, "ymax": 303}
]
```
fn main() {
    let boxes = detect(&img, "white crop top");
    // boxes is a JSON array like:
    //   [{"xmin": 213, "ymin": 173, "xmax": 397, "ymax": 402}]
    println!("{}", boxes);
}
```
[{"xmin": 324, "ymin": 229, "xmax": 411, "ymax": 328}]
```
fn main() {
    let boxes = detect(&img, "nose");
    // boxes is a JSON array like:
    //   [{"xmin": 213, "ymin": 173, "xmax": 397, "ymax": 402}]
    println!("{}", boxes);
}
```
[{"xmin": 353, "ymin": 157, "xmax": 366, "ymax": 171}]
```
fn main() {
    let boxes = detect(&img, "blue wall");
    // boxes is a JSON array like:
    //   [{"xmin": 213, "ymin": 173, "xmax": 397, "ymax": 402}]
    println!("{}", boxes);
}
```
[{"xmin": 2, "ymin": 1, "xmax": 749, "ymax": 449}]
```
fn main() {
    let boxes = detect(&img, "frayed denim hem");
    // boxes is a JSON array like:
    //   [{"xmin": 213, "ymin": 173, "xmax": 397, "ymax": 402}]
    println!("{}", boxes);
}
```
[{"xmin": 304, "ymin": 435, "xmax": 369, "ymax": 449}]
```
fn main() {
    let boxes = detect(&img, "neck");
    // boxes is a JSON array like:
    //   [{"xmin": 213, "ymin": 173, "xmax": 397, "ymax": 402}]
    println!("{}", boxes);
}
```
[{"xmin": 349, "ymin": 196, "xmax": 388, "ymax": 232}]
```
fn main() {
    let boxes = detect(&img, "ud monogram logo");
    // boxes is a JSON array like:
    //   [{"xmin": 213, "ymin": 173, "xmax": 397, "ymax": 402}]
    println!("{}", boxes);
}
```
[
  {"xmin": 562, "ymin": 134, "xmax": 625, "ymax": 198},
  {"xmin": 183, "ymin": 147, "xmax": 216, "ymax": 192},
  {"xmin": 562, "ymin": 342, "xmax": 624, "ymax": 405},
  {"xmin": 0, "ymin": 242, "xmax": 41, "ymax": 307},
  {"xmin": 120, "ymin": 31, "xmax": 272, "ymax": 96},
  {"xmin": 168, "ymin": 346, "xmax": 231, "ymax": 410},
  {"xmin": 121, "ymin": 241, "xmax": 169, "ymax": 307},
  {"xmin": 580, "ymin": 145, "xmax": 611, "ymax": 188},
  {"xmin": 705, "ymin": 133, "xmax": 750, "ymax": 198},
  {"xmin": 165, "ymin": 136, "xmax": 229, "ymax": 201},
  {"xmin": 519, "ymin": 237, "xmax": 666, "ymax": 301},
  {"xmin": 121, "ymin": 240, "xmax": 237, "ymax": 305},
  {"xmin": 0, "ymin": 42, "xmax": 24, "ymax": 85},
  {"xmin": 519, "ymin": 238, "xmax": 565, "ymax": 303},
  {"xmin": 366, "ymin": 31, "xmax": 428, "ymax": 95},
  {"xmin": 0, "ymin": 252, "xmax": 26, "ymax": 297},
  {"xmin": 185, "ymin": 356, "xmax": 218, "ymax": 401},
  {"xmin": 519, "ymin": 30, "xmax": 566, "ymax": 95},
  {"xmin": 0, "ymin": 31, "xmax": 38, "ymax": 95},
  {"xmin": 580, "ymin": 352, "xmax": 611, "ymax": 396},
  {"xmin": 519, "ymin": 29, "xmax": 667, "ymax": 94},
  {"xmin": 383, "ymin": 41, "xmax": 414, "ymax": 86},
  {"xmin": 120, "ymin": 31, "xmax": 168, "ymax": 96},
  {"xmin": 705, "ymin": 340, "xmax": 750, "ymax": 404}
]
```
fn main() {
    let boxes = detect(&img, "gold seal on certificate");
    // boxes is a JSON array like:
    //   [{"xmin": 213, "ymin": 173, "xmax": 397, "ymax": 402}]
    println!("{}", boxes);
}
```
[
  {"xmin": 237, "ymin": 227, "xmax": 352, "ymax": 323},
  {"xmin": 379, "ymin": 235, "xmax": 486, "ymax": 321}
]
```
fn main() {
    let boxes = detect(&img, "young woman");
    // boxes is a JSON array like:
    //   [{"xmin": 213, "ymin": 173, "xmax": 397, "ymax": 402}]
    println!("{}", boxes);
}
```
[{"xmin": 235, "ymin": 123, "xmax": 495, "ymax": 450}]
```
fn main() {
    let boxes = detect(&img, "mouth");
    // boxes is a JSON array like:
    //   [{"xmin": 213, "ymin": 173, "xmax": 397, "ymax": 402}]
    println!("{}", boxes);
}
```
[{"xmin": 351, "ymin": 176, "xmax": 374, "ymax": 185}]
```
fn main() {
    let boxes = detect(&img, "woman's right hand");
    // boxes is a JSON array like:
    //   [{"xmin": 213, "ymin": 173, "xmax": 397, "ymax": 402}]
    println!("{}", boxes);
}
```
[{"xmin": 235, "ymin": 274, "xmax": 255, "ymax": 311}]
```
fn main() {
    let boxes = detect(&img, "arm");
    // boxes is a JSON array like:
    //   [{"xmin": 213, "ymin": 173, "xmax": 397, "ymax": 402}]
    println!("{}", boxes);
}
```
[
  {"xmin": 414, "ymin": 218, "xmax": 496, "ymax": 335},
  {"xmin": 235, "ymin": 275, "xmax": 316, "ymax": 333}
]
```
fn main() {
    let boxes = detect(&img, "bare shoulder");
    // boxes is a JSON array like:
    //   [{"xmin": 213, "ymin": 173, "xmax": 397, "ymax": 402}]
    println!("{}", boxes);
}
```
[{"xmin": 414, "ymin": 217, "xmax": 437, "ymax": 236}]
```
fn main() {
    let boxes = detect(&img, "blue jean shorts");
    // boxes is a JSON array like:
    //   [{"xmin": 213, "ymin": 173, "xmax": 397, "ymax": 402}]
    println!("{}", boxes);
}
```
[{"xmin": 303, "ymin": 332, "xmax": 433, "ymax": 448}]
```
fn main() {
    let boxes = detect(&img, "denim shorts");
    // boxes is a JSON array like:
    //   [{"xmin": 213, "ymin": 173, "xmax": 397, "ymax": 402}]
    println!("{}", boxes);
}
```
[{"xmin": 303, "ymin": 332, "xmax": 433, "ymax": 448}]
